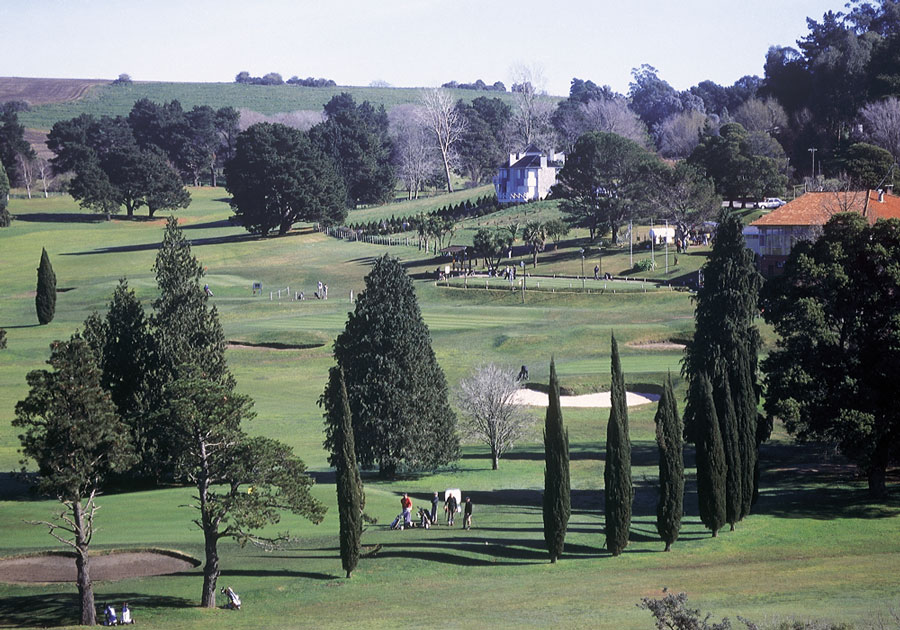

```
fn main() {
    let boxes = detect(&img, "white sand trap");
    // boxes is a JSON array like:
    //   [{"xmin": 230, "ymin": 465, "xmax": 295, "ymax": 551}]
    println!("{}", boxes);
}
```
[{"xmin": 513, "ymin": 389, "xmax": 659, "ymax": 408}]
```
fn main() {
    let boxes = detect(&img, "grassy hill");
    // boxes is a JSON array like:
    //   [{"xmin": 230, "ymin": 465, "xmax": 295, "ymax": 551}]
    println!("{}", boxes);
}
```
[
  {"xmin": 0, "ymin": 190, "xmax": 896, "ymax": 629},
  {"xmin": 1, "ymin": 77, "xmax": 552, "ymax": 132}
]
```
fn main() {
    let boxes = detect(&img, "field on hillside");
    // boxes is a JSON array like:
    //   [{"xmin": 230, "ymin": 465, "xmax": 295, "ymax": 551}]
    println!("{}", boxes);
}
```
[
  {"xmin": 3, "ymin": 78, "xmax": 558, "ymax": 132},
  {"xmin": 0, "ymin": 190, "xmax": 897, "ymax": 630}
]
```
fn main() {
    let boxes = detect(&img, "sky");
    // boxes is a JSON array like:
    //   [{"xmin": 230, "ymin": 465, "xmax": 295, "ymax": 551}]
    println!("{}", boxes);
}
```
[{"xmin": 0, "ymin": 0, "xmax": 847, "ymax": 97}]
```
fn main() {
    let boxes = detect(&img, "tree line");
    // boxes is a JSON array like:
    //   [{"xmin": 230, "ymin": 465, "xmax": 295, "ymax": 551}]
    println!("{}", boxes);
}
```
[{"xmin": 234, "ymin": 71, "xmax": 336, "ymax": 87}]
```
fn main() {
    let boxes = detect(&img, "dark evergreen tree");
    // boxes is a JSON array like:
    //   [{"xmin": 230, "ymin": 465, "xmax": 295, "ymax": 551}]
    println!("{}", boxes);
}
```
[
  {"xmin": 0, "ymin": 161, "xmax": 10, "ymax": 227},
  {"xmin": 328, "ymin": 255, "xmax": 458, "ymax": 476},
  {"xmin": 654, "ymin": 373, "xmax": 683, "ymax": 551},
  {"xmin": 714, "ymin": 373, "xmax": 742, "ymax": 530},
  {"xmin": 693, "ymin": 373, "xmax": 727, "ymax": 537},
  {"xmin": 35, "ymin": 248, "xmax": 56, "ymax": 325},
  {"xmin": 542, "ymin": 358, "xmax": 570, "ymax": 563},
  {"xmin": 327, "ymin": 367, "xmax": 363, "ymax": 578},
  {"xmin": 148, "ymin": 217, "xmax": 232, "ymax": 478},
  {"xmin": 82, "ymin": 279, "xmax": 157, "ymax": 477},
  {"xmin": 605, "ymin": 334, "xmax": 633, "ymax": 556},
  {"xmin": 226, "ymin": 122, "xmax": 347, "ymax": 235},
  {"xmin": 13, "ymin": 335, "xmax": 136, "ymax": 625},
  {"xmin": 682, "ymin": 209, "xmax": 762, "ymax": 525}
]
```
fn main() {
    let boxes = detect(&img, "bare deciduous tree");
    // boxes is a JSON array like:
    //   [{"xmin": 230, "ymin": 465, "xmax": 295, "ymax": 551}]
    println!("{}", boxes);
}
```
[
  {"xmin": 237, "ymin": 108, "xmax": 325, "ymax": 131},
  {"xmin": 859, "ymin": 97, "xmax": 900, "ymax": 163},
  {"xmin": 579, "ymin": 97, "xmax": 649, "ymax": 146},
  {"xmin": 419, "ymin": 88, "xmax": 466, "ymax": 192},
  {"xmin": 389, "ymin": 104, "xmax": 441, "ymax": 199},
  {"xmin": 510, "ymin": 63, "xmax": 555, "ymax": 151},
  {"xmin": 35, "ymin": 157, "xmax": 51, "ymax": 198},
  {"xmin": 733, "ymin": 97, "xmax": 788, "ymax": 134},
  {"xmin": 456, "ymin": 363, "xmax": 535, "ymax": 470},
  {"xmin": 656, "ymin": 110, "xmax": 709, "ymax": 158},
  {"xmin": 17, "ymin": 153, "xmax": 33, "ymax": 199}
]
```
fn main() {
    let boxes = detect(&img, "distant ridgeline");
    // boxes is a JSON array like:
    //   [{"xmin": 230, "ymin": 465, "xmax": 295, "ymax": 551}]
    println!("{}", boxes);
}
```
[{"xmin": 344, "ymin": 195, "xmax": 500, "ymax": 235}]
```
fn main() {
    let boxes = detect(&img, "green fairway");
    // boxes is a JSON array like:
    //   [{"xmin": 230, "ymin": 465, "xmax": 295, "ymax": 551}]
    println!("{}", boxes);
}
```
[{"xmin": 0, "ymin": 190, "xmax": 896, "ymax": 630}]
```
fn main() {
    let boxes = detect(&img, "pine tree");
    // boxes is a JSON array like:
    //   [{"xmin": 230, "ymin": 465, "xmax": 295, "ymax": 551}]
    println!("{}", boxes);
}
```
[
  {"xmin": 0, "ymin": 160, "xmax": 10, "ymax": 227},
  {"xmin": 693, "ymin": 373, "xmax": 727, "ymax": 537},
  {"xmin": 82, "ymin": 279, "xmax": 157, "ymax": 478},
  {"xmin": 14, "ymin": 335, "xmax": 136, "ymax": 625},
  {"xmin": 655, "ymin": 373, "xmax": 683, "ymax": 551},
  {"xmin": 542, "ymin": 358, "xmax": 570, "ymax": 563},
  {"xmin": 326, "ymin": 367, "xmax": 363, "ymax": 578},
  {"xmin": 605, "ymin": 334, "xmax": 633, "ymax": 555},
  {"xmin": 148, "ymin": 216, "xmax": 232, "ymax": 479},
  {"xmin": 682, "ymin": 209, "xmax": 762, "ymax": 524},
  {"xmin": 714, "ymin": 373, "xmax": 742, "ymax": 530},
  {"xmin": 329, "ymin": 254, "xmax": 458, "ymax": 476},
  {"xmin": 35, "ymin": 248, "xmax": 56, "ymax": 325}
]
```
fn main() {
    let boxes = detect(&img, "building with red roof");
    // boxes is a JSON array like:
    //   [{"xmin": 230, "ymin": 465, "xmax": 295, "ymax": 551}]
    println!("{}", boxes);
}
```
[{"xmin": 746, "ymin": 189, "xmax": 900, "ymax": 276}]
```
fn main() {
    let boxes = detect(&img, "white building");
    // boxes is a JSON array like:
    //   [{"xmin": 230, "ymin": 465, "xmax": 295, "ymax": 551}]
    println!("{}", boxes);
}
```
[{"xmin": 493, "ymin": 145, "xmax": 564, "ymax": 204}]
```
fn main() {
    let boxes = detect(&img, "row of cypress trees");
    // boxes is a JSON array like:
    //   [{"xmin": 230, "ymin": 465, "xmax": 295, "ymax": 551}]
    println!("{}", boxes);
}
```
[{"xmin": 541, "ymin": 209, "xmax": 761, "ymax": 559}]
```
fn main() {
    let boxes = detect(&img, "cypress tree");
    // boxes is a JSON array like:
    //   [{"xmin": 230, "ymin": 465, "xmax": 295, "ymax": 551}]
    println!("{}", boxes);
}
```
[
  {"xmin": 714, "ymin": 373, "xmax": 742, "ymax": 530},
  {"xmin": 733, "ymin": 342, "xmax": 758, "ymax": 518},
  {"xmin": 0, "ymin": 160, "xmax": 10, "ymax": 227},
  {"xmin": 605, "ymin": 334, "xmax": 633, "ymax": 556},
  {"xmin": 330, "ymin": 254, "xmax": 458, "ymax": 476},
  {"xmin": 542, "ymin": 358, "xmax": 570, "ymax": 563},
  {"xmin": 693, "ymin": 373, "xmax": 727, "ymax": 537},
  {"xmin": 328, "ymin": 367, "xmax": 363, "ymax": 578},
  {"xmin": 35, "ymin": 248, "xmax": 56, "ymax": 325},
  {"xmin": 654, "ymin": 373, "xmax": 683, "ymax": 551},
  {"xmin": 682, "ymin": 209, "xmax": 762, "ymax": 523}
]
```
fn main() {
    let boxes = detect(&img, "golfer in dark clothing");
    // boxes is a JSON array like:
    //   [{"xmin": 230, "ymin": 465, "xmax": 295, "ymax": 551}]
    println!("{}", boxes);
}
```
[
  {"xmin": 463, "ymin": 497, "xmax": 473, "ymax": 530},
  {"xmin": 430, "ymin": 492, "xmax": 440, "ymax": 525}
]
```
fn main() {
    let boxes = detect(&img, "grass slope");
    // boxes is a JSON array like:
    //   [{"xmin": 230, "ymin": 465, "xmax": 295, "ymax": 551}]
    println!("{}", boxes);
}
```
[
  {"xmin": 0, "ymin": 190, "xmax": 896, "ymax": 630},
  {"xmin": 9, "ymin": 80, "xmax": 556, "ymax": 132}
]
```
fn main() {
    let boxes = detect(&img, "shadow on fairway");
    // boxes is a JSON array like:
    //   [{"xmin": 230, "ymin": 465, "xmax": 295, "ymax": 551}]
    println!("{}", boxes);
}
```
[
  {"xmin": 12, "ymin": 212, "xmax": 106, "ymax": 224},
  {"xmin": 221, "ymin": 569, "xmax": 338, "ymax": 581},
  {"xmin": 61, "ymin": 232, "xmax": 255, "ymax": 256},
  {"xmin": 0, "ymin": 593, "xmax": 191, "ymax": 628}
]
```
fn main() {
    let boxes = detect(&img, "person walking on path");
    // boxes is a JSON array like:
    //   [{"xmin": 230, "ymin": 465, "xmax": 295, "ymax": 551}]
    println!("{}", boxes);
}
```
[
  {"xmin": 463, "ymin": 496, "xmax": 473, "ymax": 530},
  {"xmin": 594, "ymin": 265, "xmax": 600, "ymax": 280},
  {"xmin": 430, "ymin": 492, "xmax": 440, "ymax": 525}
]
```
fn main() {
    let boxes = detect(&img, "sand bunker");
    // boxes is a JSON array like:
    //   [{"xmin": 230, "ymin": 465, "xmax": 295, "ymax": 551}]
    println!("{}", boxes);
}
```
[
  {"xmin": 513, "ymin": 389, "xmax": 659, "ymax": 408},
  {"xmin": 0, "ymin": 550, "xmax": 198, "ymax": 584}
]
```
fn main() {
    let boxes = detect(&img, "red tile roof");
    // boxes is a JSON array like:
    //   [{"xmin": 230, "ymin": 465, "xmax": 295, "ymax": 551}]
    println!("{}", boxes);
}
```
[{"xmin": 751, "ymin": 190, "xmax": 900, "ymax": 227}]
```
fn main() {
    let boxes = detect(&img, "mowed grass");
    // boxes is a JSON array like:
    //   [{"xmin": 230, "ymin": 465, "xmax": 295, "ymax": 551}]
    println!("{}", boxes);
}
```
[{"xmin": 0, "ymin": 190, "xmax": 897, "ymax": 629}]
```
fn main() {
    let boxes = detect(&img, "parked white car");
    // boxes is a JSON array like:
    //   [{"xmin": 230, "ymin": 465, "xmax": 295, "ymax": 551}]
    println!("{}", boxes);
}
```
[{"xmin": 756, "ymin": 197, "xmax": 786, "ymax": 209}]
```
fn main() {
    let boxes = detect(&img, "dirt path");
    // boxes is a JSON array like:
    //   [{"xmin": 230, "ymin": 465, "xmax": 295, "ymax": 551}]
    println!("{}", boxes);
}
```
[
  {"xmin": 513, "ymin": 389, "xmax": 659, "ymax": 408},
  {"xmin": 0, "ymin": 551, "xmax": 197, "ymax": 584}
]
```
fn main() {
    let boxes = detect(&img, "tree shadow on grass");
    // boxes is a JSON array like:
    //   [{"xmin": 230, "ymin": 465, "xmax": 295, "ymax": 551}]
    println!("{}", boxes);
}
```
[
  {"xmin": 221, "ymin": 569, "xmax": 338, "ymax": 581},
  {"xmin": 61, "ymin": 232, "xmax": 255, "ymax": 257},
  {"xmin": 12, "ymin": 213, "xmax": 106, "ymax": 224},
  {"xmin": 0, "ymin": 592, "xmax": 190, "ymax": 628},
  {"xmin": 754, "ymin": 441, "xmax": 900, "ymax": 519}
]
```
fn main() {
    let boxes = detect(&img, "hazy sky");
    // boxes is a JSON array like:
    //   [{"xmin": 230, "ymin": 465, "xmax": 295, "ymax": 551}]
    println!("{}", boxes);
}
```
[{"xmin": 1, "ymin": 0, "xmax": 845, "ymax": 96}]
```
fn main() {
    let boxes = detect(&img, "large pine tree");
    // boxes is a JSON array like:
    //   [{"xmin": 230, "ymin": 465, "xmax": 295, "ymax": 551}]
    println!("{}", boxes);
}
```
[
  {"xmin": 605, "ymin": 334, "xmax": 633, "ymax": 556},
  {"xmin": 325, "ymin": 366, "xmax": 364, "ymax": 578},
  {"xmin": 693, "ymin": 373, "xmax": 727, "ymax": 537},
  {"xmin": 542, "ymin": 358, "xmax": 570, "ymax": 563},
  {"xmin": 148, "ymin": 216, "xmax": 232, "ymax": 479},
  {"xmin": 82, "ymin": 279, "xmax": 157, "ymax": 478},
  {"xmin": 329, "ymin": 254, "xmax": 458, "ymax": 476},
  {"xmin": 654, "ymin": 373, "xmax": 683, "ymax": 551},
  {"xmin": 35, "ymin": 248, "xmax": 56, "ymax": 325},
  {"xmin": 682, "ymin": 209, "xmax": 762, "ymax": 524}
]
